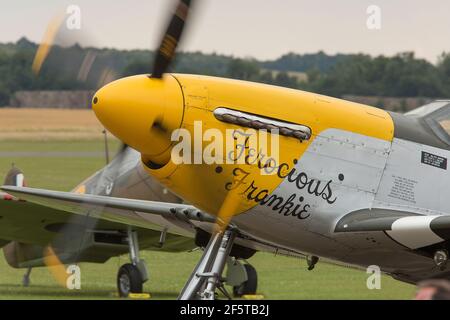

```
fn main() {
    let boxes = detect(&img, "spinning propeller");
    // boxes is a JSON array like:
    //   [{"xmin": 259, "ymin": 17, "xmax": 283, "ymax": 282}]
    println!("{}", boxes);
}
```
[
  {"xmin": 31, "ymin": 11, "xmax": 127, "ymax": 285},
  {"xmin": 33, "ymin": 0, "xmax": 244, "ymax": 289},
  {"xmin": 147, "ymin": 0, "xmax": 241, "ymax": 233},
  {"xmin": 32, "ymin": 14, "xmax": 119, "ymax": 90}
]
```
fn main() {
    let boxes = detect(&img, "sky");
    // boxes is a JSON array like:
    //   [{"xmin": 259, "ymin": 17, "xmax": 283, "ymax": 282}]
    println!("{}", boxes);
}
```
[{"xmin": 1, "ymin": 0, "xmax": 450, "ymax": 63}]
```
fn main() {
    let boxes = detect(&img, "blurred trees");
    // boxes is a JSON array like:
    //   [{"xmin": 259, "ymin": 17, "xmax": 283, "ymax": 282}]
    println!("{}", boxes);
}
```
[
  {"xmin": 438, "ymin": 53, "xmax": 450, "ymax": 95},
  {"xmin": 0, "ymin": 38, "xmax": 448, "ymax": 106},
  {"xmin": 308, "ymin": 52, "xmax": 446, "ymax": 98}
]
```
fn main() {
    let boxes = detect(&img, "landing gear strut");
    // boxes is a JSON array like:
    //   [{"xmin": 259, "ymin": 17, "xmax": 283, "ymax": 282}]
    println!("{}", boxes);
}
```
[
  {"xmin": 22, "ymin": 267, "xmax": 32, "ymax": 287},
  {"xmin": 117, "ymin": 228, "xmax": 148, "ymax": 297},
  {"xmin": 179, "ymin": 228, "xmax": 258, "ymax": 300},
  {"xmin": 179, "ymin": 228, "xmax": 236, "ymax": 300}
]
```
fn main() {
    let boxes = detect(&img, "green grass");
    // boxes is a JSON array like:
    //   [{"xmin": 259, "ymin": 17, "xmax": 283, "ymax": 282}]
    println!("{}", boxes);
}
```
[
  {"xmin": 0, "ymin": 140, "xmax": 416, "ymax": 299},
  {"xmin": 0, "ymin": 139, "xmax": 120, "ymax": 153},
  {"xmin": 0, "ymin": 140, "xmax": 120, "ymax": 190}
]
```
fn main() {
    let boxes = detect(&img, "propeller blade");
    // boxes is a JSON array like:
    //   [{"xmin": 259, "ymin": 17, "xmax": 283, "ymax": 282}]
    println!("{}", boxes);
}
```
[
  {"xmin": 214, "ymin": 187, "xmax": 241, "ymax": 233},
  {"xmin": 43, "ymin": 246, "xmax": 69, "ymax": 288},
  {"xmin": 32, "ymin": 14, "xmax": 65, "ymax": 75},
  {"xmin": 33, "ymin": 13, "xmax": 120, "ymax": 90},
  {"xmin": 149, "ymin": 116, "xmax": 170, "ymax": 137},
  {"xmin": 151, "ymin": 0, "xmax": 194, "ymax": 78}
]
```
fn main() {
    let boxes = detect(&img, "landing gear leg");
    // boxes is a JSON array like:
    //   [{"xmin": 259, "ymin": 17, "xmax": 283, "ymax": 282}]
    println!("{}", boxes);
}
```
[
  {"xmin": 117, "ymin": 228, "xmax": 149, "ymax": 297},
  {"xmin": 22, "ymin": 267, "xmax": 32, "ymax": 287},
  {"xmin": 179, "ymin": 228, "xmax": 237, "ymax": 300}
]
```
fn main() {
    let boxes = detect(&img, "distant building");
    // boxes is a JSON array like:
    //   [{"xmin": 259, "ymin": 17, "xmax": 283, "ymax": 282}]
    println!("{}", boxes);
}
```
[{"xmin": 9, "ymin": 90, "xmax": 95, "ymax": 109}]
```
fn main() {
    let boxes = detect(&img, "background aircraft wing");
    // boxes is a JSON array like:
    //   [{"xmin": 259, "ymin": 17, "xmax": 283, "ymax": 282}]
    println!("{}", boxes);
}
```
[
  {"xmin": 1, "ymin": 186, "xmax": 215, "ymax": 230},
  {"xmin": 335, "ymin": 208, "xmax": 450, "ymax": 249},
  {"xmin": 0, "ymin": 193, "xmax": 195, "ymax": 249},
  {"xmin": 0, "ymin": 185, "xmax": 214, "ymax": 260}
]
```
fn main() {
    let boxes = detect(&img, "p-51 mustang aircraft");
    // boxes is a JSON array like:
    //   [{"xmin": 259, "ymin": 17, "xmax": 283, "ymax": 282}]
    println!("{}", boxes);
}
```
[{"xmin": 2, "ymin": 0, "xmax": 450, "ymax": 299}]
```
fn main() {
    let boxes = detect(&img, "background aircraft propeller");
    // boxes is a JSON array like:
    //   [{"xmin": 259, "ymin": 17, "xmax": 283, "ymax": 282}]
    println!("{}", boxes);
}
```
[{"xmin": 31, "ymin": 11, "xmax": 128, "ymax": 285}]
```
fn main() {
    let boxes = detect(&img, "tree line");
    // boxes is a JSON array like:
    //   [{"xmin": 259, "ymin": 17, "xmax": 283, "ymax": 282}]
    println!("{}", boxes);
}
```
[{"xmin": 0, "ymin": 38, "xmax": 448, "ymax": 106}]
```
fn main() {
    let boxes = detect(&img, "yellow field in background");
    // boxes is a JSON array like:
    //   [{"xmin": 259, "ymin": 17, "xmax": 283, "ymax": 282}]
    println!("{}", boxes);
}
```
[{"xmin": 0, "ymin": 108, "xmax": 106, "ymax": 140}]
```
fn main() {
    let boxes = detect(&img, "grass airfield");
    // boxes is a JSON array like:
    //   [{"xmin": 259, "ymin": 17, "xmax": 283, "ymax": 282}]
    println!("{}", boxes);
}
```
[{"xmin": 0, "ymin": 109, "xmax": 416, "ymax": 299}]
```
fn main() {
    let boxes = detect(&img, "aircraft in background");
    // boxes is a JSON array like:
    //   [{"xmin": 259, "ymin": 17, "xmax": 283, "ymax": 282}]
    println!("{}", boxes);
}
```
[
  {"xmin": 2, "ymin": 0, "xmax": 450, "ymax": 299},
  {"xmin": 0, "ymin": 145, "xmax": 261, "ymax": 297}
]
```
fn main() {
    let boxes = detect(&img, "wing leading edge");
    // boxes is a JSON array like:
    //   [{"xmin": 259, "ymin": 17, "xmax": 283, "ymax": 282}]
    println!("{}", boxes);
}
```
[{"xmin": 1, "ymin": 186, "xmax": 216, "ymax": 231}]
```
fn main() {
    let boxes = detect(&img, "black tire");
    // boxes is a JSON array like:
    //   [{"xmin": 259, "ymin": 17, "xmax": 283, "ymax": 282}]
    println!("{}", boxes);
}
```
[
  {"xmin": 233, "ymin": 264, "xmax": 257, "ymax": 297},
  {"xmin": 117, "ymin": 263, "xmax": 143, "ymax": 297}
]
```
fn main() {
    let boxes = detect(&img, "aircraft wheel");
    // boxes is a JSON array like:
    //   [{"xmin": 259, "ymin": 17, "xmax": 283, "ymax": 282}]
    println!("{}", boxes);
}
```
[
  {"xmin": 233, "ymin": 264, "xmax": 257, "ymax": 297},
  {"xmin": 117, "ymin": 263, "xmax": 143, "ymax": 297}
]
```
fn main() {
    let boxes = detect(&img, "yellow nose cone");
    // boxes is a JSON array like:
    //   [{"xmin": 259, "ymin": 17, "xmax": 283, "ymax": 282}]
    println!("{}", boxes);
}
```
[{"xmin": 92, "ymin": 74, "xmax": 184, "ymax": 165}]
